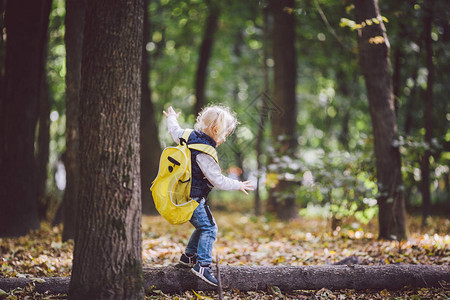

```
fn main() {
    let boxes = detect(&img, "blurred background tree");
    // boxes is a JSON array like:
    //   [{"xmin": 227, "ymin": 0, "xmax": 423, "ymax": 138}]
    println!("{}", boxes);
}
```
[{"xmin": 0, "ymin": 0, "xmax": 52, "ymax": 237}]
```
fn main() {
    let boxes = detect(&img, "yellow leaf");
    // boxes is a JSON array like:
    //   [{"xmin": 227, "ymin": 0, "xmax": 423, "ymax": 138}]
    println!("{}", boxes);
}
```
[
  {"xmin": 369, "ymin": 36, "xmax": 385, "ymax": 44},
  {"xmin": 0, "ymin": 289, "xmax": 8, "ymax": 297},
  {"xmin": 266, "ymin": 173, "xmax": 279, "ymax": 188},
  {"xmin": 345, "ymin": 4, "xmax": 354, "ymax": 14},
  {"xmin": 192, "ymin": 290, "xmax": 214, "ymax": 300},
  {"xmin": 385, "ymin": 258, "xmax": 390, "ymax": 264},
  {"xmin": 283, "ymin": 7, "xmax": 295, "ymax": 15},
  {"xmin": 439, "ymin": 178, "xmax": 446, "ymax": 190}
]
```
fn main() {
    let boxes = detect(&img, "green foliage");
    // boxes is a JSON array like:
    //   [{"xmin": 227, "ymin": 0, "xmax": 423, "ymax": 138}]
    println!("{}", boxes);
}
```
[
  {"xmin": 37, "ymin": 0, "xmax": 450, "ymax": 218},
  {"xmin": 397, "ymin": 134, "xmax": 450, "ymax": 206},
  {"xmin": 46, "ymin": 0, "xmax": 66, "ymax": 195},
  {"xmin": 267, "ymin": 148, "xmax": 379, "ymax": 224}
]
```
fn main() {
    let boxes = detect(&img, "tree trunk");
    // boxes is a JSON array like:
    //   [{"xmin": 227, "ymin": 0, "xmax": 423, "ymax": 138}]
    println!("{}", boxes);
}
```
[
  {"xmin": 68, "ymin": 0, "xmax": 145, "ymax": 299},
  {"xmin": 354, "ymin": 0, "xmax": 407, "ymax": 240},
  {"xmin": 228, "ymin": 32, "xmax": 244, "ymax": 178},
  {"xmin": 62, "ymin": 0, "xmax": 86, "ymax": 241},
  {"xmin": 141, "ymin": 0, "xmax": 162, "ymax": 215},
  {"xmin": 403, "ymin": 67, "xmax": 418, "ymax": 135},
  {"xmin": 339, "ymin": 110, "xmax": 350, "ymax": 149},
  {"xmin": 36, "ymin": 67, "xmax": 51, "ymax": 221},
  {"xmin": 267, "ymin": 0, "xmax": 297, "ymax": 220},
  {"xmin": 420, "ymin": 0, "xmax": 434, "ymax": 226},
  {"xmin": 0, "ymin": 0, "xmax": 51, "ymax": 237},
  {"xmin": 392, "ymin": 46, "xmax": 403, "ymax": 116},
  {"xmin": 0, "ymin": 0, "xmax": 5, "ymax": 101},
  {"xmin": 335, "ymin": 70, "xmax": 355, "ymax": 150},
  {"xmin": 193, "ymin": 1, "xmax": 219, "ymax": 115},
  {"xmin": 35, "ymin": 0, "xmax": 52, "ymax": 222},
  {"xmin": 1, "ymin": 265, "xmax": 448, "ymax": 294},
  {"xmin": 254, "ymin": 6, "xmax": 271, "ymax": 216}
]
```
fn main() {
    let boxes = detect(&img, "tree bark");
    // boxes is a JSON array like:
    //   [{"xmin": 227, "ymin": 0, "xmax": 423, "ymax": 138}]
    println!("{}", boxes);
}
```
[
  {"xmin": 62, "ymin": 0, "xmax": 86, "ymax": 241},
  {"xmin": 354, "ymin": 0, "xmax": 407, "ymax": 240},
  {"xmin": 403, "ymin": 67, "xmax": 418, "ymax": 135},
  {"xmin": 0, "ymin": 0, "xmax": 5, "ymax": 101},
  {"xmin": 335, "ymin": 70, "xmax": 355, "ymax": 150},
  {"xmin": 254, "ymin": 6, "xmax": 271, "ymax": 216},
  {"xmin": 68, "ymin": 0, "xmax": 145, "ymax": 299},
  {"xmin": 420, "ymin": 0, "xmax": 434, "ymax": 226},
  {"xmin": 0, "ymin": 0, "xmax": 51, "ymax": 237},
  {"xmin": 35, "ymin": 0, "xmax": 53, "ymax": 222},
  {"xmin": 141, "ymin": 0, "xmax": 162, "ymax": 215},
  {"xmin": 193, "ymin": 1, "xmax": 220, "ymax": 115},
  {"xmin": 1, "ymin": 265, "xmax": 448, "ymax": 294},
  {"xmin": 391, "ymin": 21, "xmax": 407, "ymax": 118},
  {"xmin": 392, "ymin": 48, "xmax": 402, "ymax": 116},
  {"xmin": 36, "ymin": 67, "xmax": 51, "ymax": 221},
  {"xmin": 267, "ymin": 0, "xmax": 297, "ymax": 220}
]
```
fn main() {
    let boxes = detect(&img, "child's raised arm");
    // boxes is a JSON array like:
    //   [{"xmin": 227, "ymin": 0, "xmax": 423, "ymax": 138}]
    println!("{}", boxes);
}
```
[
  {"xmin": 163, "ymin": 106, "xmax": 181, "ymax": 119},
  {"xmin": 163, "ymin": 106, "xmax": 184, "ymax": 144},
  {"xmin": 196, "ymin": 154, "xmax": 255, "ymax": 195}
]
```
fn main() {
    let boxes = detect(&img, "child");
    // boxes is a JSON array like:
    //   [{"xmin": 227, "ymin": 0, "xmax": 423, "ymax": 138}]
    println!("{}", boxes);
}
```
[{"xmin": 162, "ymin": 105, "xmax": 254, "ymax": 286}]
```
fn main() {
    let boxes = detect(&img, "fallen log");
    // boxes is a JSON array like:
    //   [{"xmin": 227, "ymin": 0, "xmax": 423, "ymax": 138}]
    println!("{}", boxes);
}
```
[
  {"xmin": 145, "ymin": 264, "xmax": 450, "ymax": 292},
  {"xmin": 0, "ymin": 265, "xmax": 448, "ymax": 294},
  {"xmin": 0, "ymin": 277, "xmax": 70, "ymax": 295}
]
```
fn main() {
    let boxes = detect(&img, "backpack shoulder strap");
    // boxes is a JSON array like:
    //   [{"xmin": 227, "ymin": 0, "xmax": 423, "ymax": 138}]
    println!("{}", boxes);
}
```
[
  {"xmin": 188, "ymin": 143, "xmax": 219, "ymax": 163},
  {"xmin": 180, "ymin": 129, "xmax": 193, "ymax": 145},
  {"xmin": 180, "ymin": 129, "xmax": 219, "ymax": 163}
]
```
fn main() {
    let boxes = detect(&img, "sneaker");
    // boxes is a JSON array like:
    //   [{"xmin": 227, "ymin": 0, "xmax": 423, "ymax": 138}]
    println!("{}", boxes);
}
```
[
  {"xmin": 191, "ymin": 263, "xmax": 218, "ymax": 286},
  {"xmin": 179, "ymin": 252, "xmax": 197, "ymax": 267}
]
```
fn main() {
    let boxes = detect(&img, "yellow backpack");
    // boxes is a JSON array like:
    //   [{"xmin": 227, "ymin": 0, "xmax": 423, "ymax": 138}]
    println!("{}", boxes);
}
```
[{"xmin": 150, "ymin": 129, "xmax": 218, "ymax": 224}]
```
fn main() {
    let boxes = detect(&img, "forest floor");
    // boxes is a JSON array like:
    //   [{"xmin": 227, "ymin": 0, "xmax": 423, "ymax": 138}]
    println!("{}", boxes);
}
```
[{"xmin": 0, "ymin": 211, "xmax": 449, "ymax": 299}]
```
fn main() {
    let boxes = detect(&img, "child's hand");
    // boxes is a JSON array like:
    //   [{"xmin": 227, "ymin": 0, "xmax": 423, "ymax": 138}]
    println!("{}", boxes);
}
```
[
  {"xmin": 163, "ymin": 106, "xmax": 181, "ymax": 119},
  {"xmin": 239, "ymin": 180, "xmax": 255, "ymax": 195}
]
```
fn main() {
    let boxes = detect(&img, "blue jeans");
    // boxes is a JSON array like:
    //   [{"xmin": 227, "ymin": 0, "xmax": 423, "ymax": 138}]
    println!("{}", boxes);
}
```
[{"xmin": 185, "ymin": 198, "xmax": 217, "ymax": 266}]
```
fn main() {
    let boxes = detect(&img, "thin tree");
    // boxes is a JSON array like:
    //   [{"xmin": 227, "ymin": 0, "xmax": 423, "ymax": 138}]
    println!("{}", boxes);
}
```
[
  {"xmin": 355, "ymin": 0, "xmax": 407, "ymax": 240},
  {"xmin": 36, "ymin": 60, "xmax": 51, "ymax": 221},
  {"xmin": 35, "ymin": 0, "xmax": 53, "ymax": 221},
  {"xmin": 141, "ymin": 0, "xmax": 162, "ymax": 215},
  {"xmin": 420, "ymin": 0, "xmax": 434, "ymax": 226},
  {"xmin": 0, "ymin": 0, "xmax": 51, "ymax": 237},
  {"xmin": 254, "ymin": 4, "xmax": 271, "ymax": 216},
  {"xmin": 68, "ymin": 0, "xmax": 145, "ymax": 298},
  {"xmin": 194, "ymin": 0, "xmax": 220, "ymax": 115},
  {"xmin": 267, "ymin": 0, "xmax": 298, "ymax": 220},
  {"xmin": 62, "ymin": 0, "xmax": 86, "ymax": 241}
]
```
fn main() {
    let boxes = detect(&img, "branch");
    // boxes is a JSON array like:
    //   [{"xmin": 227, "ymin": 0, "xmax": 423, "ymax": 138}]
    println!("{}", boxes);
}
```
[{"xmin": 313, "ymin": 0, "xmax": 350, "ymax": 51}]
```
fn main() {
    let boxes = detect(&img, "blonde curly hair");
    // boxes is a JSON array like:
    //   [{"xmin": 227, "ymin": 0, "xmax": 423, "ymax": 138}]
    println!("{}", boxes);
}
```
[{"xmin": 195, "ymin": 105, "xmax": 239, "ymax": 141}]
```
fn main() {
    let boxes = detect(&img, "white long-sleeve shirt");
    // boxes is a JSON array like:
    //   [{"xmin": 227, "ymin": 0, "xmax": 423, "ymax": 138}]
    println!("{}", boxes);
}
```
[{"xmin": 167, "ymin": 115, "xmax": 242, "ymax": 191}]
